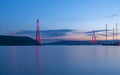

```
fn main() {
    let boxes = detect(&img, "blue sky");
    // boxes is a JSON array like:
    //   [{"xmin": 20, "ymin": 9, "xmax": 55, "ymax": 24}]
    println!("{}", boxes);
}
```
[{"xmin": 0, "ymin": 0, "xmax": 120, "ymax": 40}]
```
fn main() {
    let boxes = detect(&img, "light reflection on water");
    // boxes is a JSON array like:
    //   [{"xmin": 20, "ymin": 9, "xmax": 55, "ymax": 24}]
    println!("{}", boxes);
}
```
[{"xmin": 0, "ymin": 46, "xmax": 120, "ymax": 75}]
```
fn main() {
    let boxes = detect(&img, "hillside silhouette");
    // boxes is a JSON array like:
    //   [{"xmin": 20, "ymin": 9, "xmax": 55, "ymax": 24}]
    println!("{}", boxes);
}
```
[{"xmin": 0, "ymin": 35, "xmax": 41, "ymax": 46}]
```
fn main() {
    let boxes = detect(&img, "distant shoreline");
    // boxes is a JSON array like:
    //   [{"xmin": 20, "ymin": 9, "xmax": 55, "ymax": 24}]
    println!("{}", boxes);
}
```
[{"xmin": 0, "ymin": 35, "xmax": 119, "ymax": 46}]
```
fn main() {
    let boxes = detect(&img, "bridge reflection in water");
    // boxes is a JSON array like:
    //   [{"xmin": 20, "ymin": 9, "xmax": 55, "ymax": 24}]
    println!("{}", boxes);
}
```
[{"xmin": 10, "ymin": 46, "xmax": 42, "ymax": 75}]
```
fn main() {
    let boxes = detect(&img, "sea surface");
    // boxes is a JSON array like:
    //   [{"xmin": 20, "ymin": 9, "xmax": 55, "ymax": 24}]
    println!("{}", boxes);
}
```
[{"xmin": 0, "ymin": 46, "xmax": 120, "ymax": 75}]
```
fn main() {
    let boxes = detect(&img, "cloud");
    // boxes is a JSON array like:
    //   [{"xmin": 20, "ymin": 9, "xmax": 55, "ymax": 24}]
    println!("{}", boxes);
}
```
[
  {"xmin": 41, "ymin": 29, "xmax": 74, "ymax": 37},
  {"xmin": 108, "ymin": 14, "xmax": 119, "ymax": 18},
  {"xmin": 15, "ymin": 29, "xmax": 75, "ymax": 38},
  {"xmin": 84, "ymin": 29, "xmax": 112, "ymax": 37},
  {"xmin": 14, "ymin": 29, "xmax": 120, "ymax": 41},
  {"xmin": 96, "ymin": 33, "xmax": 113, "ymax": 37},
  {"xmin": 14, "ymin": 29, "xmax": 112, "ymax": 38},
  {"xmin": 84, "ymin": 29, "xmax": 111, "ymax": 34}
]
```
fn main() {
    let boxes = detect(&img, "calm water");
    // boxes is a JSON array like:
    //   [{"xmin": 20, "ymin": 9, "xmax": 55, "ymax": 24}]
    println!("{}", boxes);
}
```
[{"xmin": 0, "ymin": 46, "xmax": 120, "ymax": 75}]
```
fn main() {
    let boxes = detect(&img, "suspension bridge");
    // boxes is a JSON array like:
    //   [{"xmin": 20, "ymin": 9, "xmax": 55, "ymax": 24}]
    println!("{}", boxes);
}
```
[{"xmin": 10, "ymin": 19, "xmax": 97, "ymax": 45}]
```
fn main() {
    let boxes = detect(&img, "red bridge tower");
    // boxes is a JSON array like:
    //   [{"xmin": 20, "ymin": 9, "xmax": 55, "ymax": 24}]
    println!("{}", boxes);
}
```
[
  {"xmin": 36, "ymin": 19, "xmax": 40, "ymax": 43},
  {"xmin": 92, "ymin": 31, "xmax": 96, "ymax": 45}
]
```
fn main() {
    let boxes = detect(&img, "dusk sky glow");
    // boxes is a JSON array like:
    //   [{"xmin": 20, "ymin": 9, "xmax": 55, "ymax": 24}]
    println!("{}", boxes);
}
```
[{"xmin": 0, "ymin": 0, "xmax": 120, "ymax": 40}]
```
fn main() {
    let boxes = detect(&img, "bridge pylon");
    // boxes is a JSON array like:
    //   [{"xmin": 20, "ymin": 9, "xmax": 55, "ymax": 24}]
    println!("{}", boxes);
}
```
[
  {"xmin": 92, "ymin": 31, "xmax": 96, "ymax": 45},
  {"xmin": 36, "ymin": 19, "xmax": 40, "ymax": 43}
]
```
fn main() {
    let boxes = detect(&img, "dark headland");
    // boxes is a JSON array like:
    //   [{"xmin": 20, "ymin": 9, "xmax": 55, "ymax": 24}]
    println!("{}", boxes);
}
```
[{"xmin": 0, "ymin": 35, "xmax": 41, "ymax": 46}]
